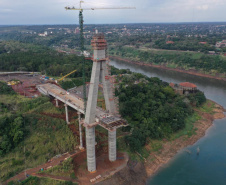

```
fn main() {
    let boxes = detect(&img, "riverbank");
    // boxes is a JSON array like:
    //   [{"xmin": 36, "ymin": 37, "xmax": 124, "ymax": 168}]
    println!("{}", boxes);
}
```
[
  {"xmin": 145, "ymin": 100, "xmax": 225, "ymax": 179},
  {"xmin": 110, "ymin": 56, "xmax": 226, "ymax": 82},
  {"xmin": 97, "ymin": 100, "xmax": 225, "ymax": 185}
]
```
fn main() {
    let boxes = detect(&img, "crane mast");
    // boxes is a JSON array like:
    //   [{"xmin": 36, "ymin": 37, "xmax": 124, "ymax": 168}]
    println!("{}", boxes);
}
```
[
  {"xmin": 65, "ymin": 1, "xmax": 135, "ymax": 173},
  {"xmin": 65, "ymin": 1, "xmax": 135, "ymax": 112},
  {"xmin": 79, "ymin": 10, "xmax": 86, "ymax": 112}
]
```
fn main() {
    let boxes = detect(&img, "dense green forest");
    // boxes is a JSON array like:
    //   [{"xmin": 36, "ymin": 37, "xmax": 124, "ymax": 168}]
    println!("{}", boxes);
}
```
[
  {"xmin": 0, "ymin": 81, "xmax": 15, "ymax": 95},
  {"xmin": 154, "ymin": 38, "xmax": 217, "ymax": 52},
  {"xmin": 110, "ymin": 46, "xmax": 226, "ymax": 75},
  {"xmin": 114, "ymin": 34, "xmax": 226, "ymax": 53},
  {"xmin": 0, "ymin": 82, "xmax": 77, "ymax": 182},
  {"xmin": 0, "ymin": 41, "xmax": 92, "ymax": 78},
  {"xmin": 115, "ymin": 73, "xmax": 206, "ymax": 152}
]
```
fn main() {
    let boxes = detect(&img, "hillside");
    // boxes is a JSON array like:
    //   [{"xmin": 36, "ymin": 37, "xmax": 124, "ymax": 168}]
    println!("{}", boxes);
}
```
[{"xmin": 0, "ymin": 82, "xmax": 77, "ymax": 182}]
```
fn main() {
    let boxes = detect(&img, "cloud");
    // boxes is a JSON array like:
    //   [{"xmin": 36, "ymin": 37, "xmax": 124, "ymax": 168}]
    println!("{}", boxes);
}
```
[
  {"xmin": 197, "ymin": 5, "xmax": 209, "ymax": 10},
  {"xmin": 0, "ymin": 0, "xmax": 226, "ymax": 24},
  {"xmin": 0, "ymin": 9, "xmax": 13, "ymax": 12}
]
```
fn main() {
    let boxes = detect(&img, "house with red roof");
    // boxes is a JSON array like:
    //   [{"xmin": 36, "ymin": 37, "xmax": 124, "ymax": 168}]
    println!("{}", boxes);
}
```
[{"xmin": 170, "ymin": 82, "xmax": 197, "ymax": 95}]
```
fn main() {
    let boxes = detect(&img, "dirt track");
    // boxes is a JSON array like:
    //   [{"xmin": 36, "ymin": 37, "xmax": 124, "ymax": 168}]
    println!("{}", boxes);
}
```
[{"xmin": 4, "ymin": 150, "xmax": 83, "ymax": 185}]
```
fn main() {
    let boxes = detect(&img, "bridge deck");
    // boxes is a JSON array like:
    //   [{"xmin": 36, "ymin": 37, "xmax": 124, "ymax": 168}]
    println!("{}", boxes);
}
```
[{"xmin": 37, "ymin": 83, "xmax": 127, "ymax": 131}]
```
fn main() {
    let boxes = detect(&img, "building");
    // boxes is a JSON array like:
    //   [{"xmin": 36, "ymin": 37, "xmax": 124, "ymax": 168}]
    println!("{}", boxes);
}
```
[
  {"xmin": 170, "ymin": 82, "xmax": 197, "ymax": 95},
  {"xmin": 216, "ymin": 40, "xmax": 226, "ymax": 48},
  {"xmin": 199, "ymin": 42, "xmax": 207, "ymax": 44},
  {"xmin": 38, "ymin": 31, "xmax": 48, "ymax": 37},
  {"xmin": 166, "ymin": 41, "xmax": 175, "ymax": 44},
  {"xmin": 75, "ymin": 27, "xmax": 80, "ymax": 34}
]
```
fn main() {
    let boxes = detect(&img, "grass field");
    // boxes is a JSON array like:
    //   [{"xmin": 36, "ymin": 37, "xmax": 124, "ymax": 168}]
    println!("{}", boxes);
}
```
[
  {"xmin": 0, "ymin": 95, "xmax": 78, "ymax": 182},
  {"xmin": 8, "ymin": 176, "xmax": 78, "ymax": 185}
]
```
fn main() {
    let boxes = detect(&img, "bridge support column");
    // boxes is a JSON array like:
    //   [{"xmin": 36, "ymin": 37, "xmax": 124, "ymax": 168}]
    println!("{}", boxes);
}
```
[
  {"xmin": 78, "ymin": 112, "xmax": 84, "ymax": 150},
  {"xmin": 55, "ymin": 99, "xmax": 59, "ymax": 107},
  {"xmin": 86, "ymin": 127, "xmax": 96, "ymax": 172},
  {"xmin": 108, "ymin": 130, "xmax": 117, "ymax": 162},
  {"xmin": 65, "ymin": 104, "xmax": 69, "ymax": 124}
]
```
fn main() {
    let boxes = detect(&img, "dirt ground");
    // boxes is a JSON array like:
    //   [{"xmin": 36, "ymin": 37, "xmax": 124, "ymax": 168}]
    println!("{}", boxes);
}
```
[
  {"xmin": 4, "ymin": 150, "xmax": 82, "ymax": 185},
  {"xmin": 0, "ymin": 74, "xmax": 42, "ymax": 97},
  {"xmin": 74, "ymin": 152, "xmax": 128, "ymax": 185}
]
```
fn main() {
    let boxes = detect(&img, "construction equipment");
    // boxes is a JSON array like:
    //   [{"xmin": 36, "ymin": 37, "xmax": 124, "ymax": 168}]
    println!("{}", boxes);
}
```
[
  {"xmin": 56, "ymin": 69, "xmax": 77, "ymax": 83},
  {"xmin": 65, "ymin": 1, "xmax": 135, "ymax": 113},
  {"xmin": 7, "ymin": 80, "xmax": 20, "ymax": 86}
]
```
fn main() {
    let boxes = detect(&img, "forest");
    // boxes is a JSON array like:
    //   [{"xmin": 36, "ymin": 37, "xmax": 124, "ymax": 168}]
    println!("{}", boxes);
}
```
[
  {"xmin": 115, "ymin": 73, "xmax": 206, "ymax": 152},
  {"xmin": 0, "ymin": 41, "xmax": 92, "ymax": 78},
  {"xmin": 0, "ymin": 82, "xmax": 77, "ymax": 182},
  {"xmin": 110, "ymin": 46, "xmax": 226, "ymax": 75}
]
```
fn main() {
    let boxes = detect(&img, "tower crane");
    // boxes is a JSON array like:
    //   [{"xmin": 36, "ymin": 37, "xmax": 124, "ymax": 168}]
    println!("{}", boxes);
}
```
[
  {"xmin": 56, "ymin": 69, "xmax": 77, "ymax": 83},
  {"xmin": 65, "ymin": 1, "xmax": 135, "ymax": 112}
]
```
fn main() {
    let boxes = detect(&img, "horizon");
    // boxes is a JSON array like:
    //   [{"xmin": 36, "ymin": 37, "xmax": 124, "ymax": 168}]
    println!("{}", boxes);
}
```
[
  {"xmin": 1, "ymin": 21, "xmax": 226, "ymax": 27},
  {"xmin": 1, "ymin": 0, "xmax": 226, "ymax": 25}
]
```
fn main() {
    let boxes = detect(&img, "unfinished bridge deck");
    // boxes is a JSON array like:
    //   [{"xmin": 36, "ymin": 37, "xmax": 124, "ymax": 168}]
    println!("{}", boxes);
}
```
[{"xmin": 37, "ymin": 83, "xmax": 127, "ymax": 131}]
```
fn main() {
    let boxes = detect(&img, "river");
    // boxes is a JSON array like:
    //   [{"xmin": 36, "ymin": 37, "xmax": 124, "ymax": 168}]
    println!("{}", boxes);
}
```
[{"xmin": 110, "ymin": 59, "xmax": 226, "ymax": 185}]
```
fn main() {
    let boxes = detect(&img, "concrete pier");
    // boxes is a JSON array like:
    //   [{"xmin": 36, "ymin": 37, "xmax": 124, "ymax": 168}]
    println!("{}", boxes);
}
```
[
  {"xmin": 55, "ymin": 98, "xmax": 59, "ymax": 107},
  {"xmin": 65, "ymin": 104, "xmax": 69, "ymax": 124},
  {"xmin": 102, "ymin": 61, "xmax": 116, "ymax": 113},
  {"xmin": 86, "ymin": 127, "xmax": 96, "ymax": 172},
  {"xmin": 78, "ymin": 112, "xmax": 84, "ymax": 150},
  {"xmin": 108, "ymin": 130, "xmax": 117, "ymax": 161},
  {"xmin": 85, "ymin": 61, "xmax": 101, "ymax": 172}
]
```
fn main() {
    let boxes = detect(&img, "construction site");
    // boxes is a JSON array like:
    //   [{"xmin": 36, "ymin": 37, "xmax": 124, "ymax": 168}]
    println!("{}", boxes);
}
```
[
  {"xmin": 0, "ymin": 2, "xmax": 136, "ymax": 184},
  {"xmin": 1, "ymin": 33, "xmax": 130, "ymax": 185}
]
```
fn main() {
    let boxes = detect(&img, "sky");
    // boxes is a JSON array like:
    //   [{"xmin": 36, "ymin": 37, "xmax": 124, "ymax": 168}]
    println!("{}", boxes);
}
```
[{"xmin": 0, "ymin": 0, "xmax": 226, "ymax": 25}]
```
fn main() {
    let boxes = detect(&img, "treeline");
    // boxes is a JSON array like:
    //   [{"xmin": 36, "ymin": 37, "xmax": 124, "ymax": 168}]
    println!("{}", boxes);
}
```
[
  {"xmin": 0, "ymin": 81, "xmax": 15, "ymax": 95},
  {"xmin": 116, "ymin": 73, "xmax": 206, "ymax": 152},
  {"xmin": 111, "ymin": 46, "xmax": 226, "ymax": 74},
  {"xmin": 0, "ymin": 115, "xmax": 26, "ymax": 156},
  {"xmin": 0, "ymin": 30, "xmax": 84, "ymax": 48},
  {"xmin": 0, "ymin": 41, "xmax": 92, "ymax": 78},
  {"xmin": 154, "ymin": 38, "xmax": 217, "ymax": 53}
]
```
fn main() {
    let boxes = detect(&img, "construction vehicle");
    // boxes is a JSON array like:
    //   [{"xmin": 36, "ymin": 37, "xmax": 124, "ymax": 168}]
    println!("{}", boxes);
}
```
[
  {"xmin": 56, "ymin": 69, "xmax": 77, "ymax": 83},
  {"xmin": 65, "ymin": 1, "xmax": 135, "ymax": 112},
  {"xmin": 7, "ymin": 80, "xmax": 20, "ymax": 86}
]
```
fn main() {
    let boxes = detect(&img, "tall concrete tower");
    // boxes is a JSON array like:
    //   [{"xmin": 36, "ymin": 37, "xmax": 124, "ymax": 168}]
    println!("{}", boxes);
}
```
[{"xmin": 84, "ymin": 33, "xmax": 117, "ymax": 172}]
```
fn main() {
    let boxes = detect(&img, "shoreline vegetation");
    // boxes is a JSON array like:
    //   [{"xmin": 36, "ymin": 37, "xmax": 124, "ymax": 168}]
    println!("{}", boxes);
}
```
[
  {"xmin": 145, "ymin": 100, "xmax": 225, "ymax": 179},
  {"xmin": 110, "ymin": 56, "xmax": 226, "ymax": 82},
  {"xmin": 98, "ymin": 100, "xmax": 225, "ymax": 185}
]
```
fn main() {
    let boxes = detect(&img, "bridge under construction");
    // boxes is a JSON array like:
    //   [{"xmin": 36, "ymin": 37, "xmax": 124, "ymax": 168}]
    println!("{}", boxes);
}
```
[{"xmin": 37, "ymin": 33, "xmax": 127, "ymax": 173}]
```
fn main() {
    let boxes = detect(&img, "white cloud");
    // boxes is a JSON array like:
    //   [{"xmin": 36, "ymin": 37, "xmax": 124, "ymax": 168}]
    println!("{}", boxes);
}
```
[
  {"xmin": 197, "ymin": 5, "xmax": 209, "ymax": 10},
  {"xmin": 0, "ymin": 0, "xmax": 226, "ymax": 24},
  {"xmin": 0, "ymin": 9, "xmax": 13, "ymax": 12}
]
